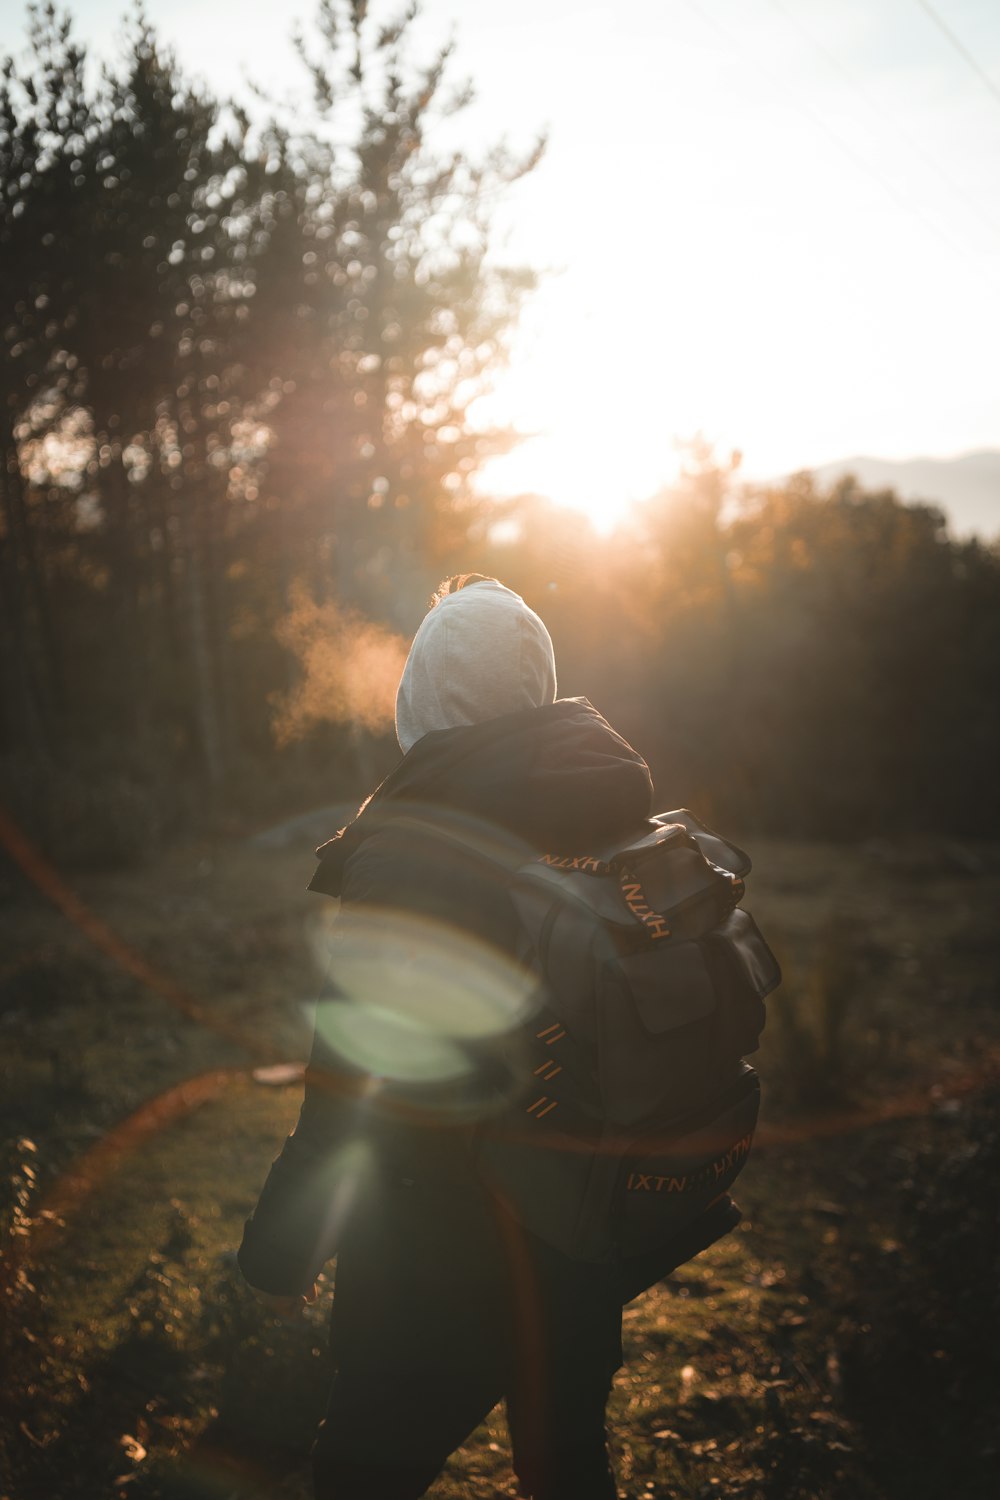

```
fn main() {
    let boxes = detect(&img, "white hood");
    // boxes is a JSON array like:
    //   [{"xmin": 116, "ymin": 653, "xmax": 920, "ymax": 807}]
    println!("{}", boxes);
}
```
[{"xmin": 394, "ymin": 580, "xmax": 558, "ymax": 753}]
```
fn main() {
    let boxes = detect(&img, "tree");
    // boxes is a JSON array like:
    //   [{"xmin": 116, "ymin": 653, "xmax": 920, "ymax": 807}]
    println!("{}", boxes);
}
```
[
  {"xmin": 0, "ymin": 2, "xmax": 544, "ymax": 849},
  {"xmin": 242, "ymin": 0, "xmax": 542, "ymax": 625}
]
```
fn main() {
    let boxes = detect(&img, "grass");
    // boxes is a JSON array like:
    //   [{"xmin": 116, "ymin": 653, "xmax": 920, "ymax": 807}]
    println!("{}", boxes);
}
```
[{"xmin": 2, "ymin": 825, "xmax": 999, "ymax": 1498}]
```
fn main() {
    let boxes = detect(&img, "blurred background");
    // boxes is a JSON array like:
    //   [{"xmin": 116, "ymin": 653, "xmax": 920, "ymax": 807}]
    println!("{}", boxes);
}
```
[{"xmin": 2, "ymin": 2, "xmax": 998, "ymax": 1497}]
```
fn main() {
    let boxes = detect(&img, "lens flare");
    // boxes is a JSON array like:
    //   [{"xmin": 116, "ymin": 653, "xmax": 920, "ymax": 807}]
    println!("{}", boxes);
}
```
[
  {"xmin": 314, "ymin": 905, "xmax": 538, "ymax": 1087},
  {"xmin": 314, "ymin": 1137, "xmax": 374, "ymax": 1255},
  {"xmin": 317, "ymin": 1000, "xmax": 473, "ymax": 1084}
]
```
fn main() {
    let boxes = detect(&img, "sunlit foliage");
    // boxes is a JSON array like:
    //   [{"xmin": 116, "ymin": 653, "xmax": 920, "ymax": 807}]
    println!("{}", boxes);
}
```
[
  {"xmin": 1, "ymin": 1, "xmax": 538, "ymax": 827},
  {"xmin": 2, "ymin": 7, "xmax": 999, "ymax": 866}
]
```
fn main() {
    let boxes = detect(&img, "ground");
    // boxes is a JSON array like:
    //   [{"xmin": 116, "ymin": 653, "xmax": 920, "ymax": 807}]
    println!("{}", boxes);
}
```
[{"xmin": 1, "ymin": 822, "xmax": 998, "ymax": 1499}]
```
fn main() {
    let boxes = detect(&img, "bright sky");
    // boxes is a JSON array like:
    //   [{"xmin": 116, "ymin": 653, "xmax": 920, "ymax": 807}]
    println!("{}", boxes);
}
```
[{"xmin": 5, "ymin": 0, "xmax": 1000, "ymax": 529}]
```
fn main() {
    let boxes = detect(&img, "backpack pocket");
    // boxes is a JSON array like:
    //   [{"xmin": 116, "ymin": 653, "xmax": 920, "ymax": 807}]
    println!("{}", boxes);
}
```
[
  {"xmin": 598, "ymin": 942, "xmax": 717, "ymax": 1125},
  {"xmin": 613, "ymin": 1067, "xmax": 761, "ymax": 1258},
  {"xmin": 474, "ymin": 1100, "xmax": 615, "ymax": 1261},
  {"xmin": 474, "ymin": 1069, "xmax": 760, "ymax": 1265},
  {"xmin": 703, "ymin": 910, "xmax": 780, "ymax": 1058},
  {"xmin": 620, "ymin": 942, "xmax": 716, "ymax": 1032},
  {"xmin": 708, "ymin": 909, "xmax": 781, "ymax": 999}
]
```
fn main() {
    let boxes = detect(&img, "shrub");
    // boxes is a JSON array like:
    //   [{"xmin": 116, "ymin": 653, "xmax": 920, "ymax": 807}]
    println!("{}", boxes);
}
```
[{"xmin": 839, "ymin": 1090, "xmax": 1000, "ymax": 1499}]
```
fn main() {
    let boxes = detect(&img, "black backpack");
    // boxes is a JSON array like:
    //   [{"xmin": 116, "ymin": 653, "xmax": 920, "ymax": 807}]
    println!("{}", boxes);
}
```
[{"xmin": 474, "ymin": 810, "xmax": 781, "ymax": 1263}]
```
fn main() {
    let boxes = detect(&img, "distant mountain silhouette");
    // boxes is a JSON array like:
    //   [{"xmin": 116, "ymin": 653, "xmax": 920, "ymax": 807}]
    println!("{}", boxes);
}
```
[{"xmin": 803, "ymin": 450, "xmax": 1000, "ymax": 539}]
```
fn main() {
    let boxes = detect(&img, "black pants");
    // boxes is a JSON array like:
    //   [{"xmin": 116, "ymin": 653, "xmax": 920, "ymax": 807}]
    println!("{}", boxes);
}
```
[
  {"xmin": 312, "ymin": 1180, "xmax": 622, "ymax": 1500},
  {"xmin": 312, "ymin": 1353, "xmax": 616, "ymax": 1500},
  {"xmin": 310, "ymin": 1171, "xmax": 738, "ymax": 1499}
]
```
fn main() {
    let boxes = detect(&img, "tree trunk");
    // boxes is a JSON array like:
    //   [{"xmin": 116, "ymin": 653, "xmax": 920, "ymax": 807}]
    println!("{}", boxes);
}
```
[
  {"xmin": 182, "ymin": 498, "xmax": 226, "ymax": 790},
  {"xmin": 104, "ymin": 454, "xmax": 155, "ymax": 752},
  {"xmin": 0, "ymin": 432, "xmax": 56, "ymax": 759}
]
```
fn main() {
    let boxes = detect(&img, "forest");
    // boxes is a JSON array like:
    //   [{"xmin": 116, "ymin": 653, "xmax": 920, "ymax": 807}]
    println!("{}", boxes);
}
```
[
  {"xmin": 3, "ymin": 5, "xmax": 998, "ymax": 858},
  {"xmin": 2, "ymin": 4, "xmax": 999, "ymax": 1499}
]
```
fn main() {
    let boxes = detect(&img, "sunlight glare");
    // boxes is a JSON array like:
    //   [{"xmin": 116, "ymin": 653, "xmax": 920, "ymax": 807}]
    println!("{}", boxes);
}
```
[
  {"xmin": 471, "ymin": 384, "xmax": 684, "ymax": 534},
  {"xmin": 314, "ymin": 904, "xmax": 538, "ymax": 1097}
]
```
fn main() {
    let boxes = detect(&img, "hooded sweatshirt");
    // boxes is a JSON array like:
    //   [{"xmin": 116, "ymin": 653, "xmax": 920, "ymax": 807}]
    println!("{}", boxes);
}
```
[
  {"xmin": 241, "ymin": 571, "xmax": 649, "ymax": 1295},
  {"xmin": 239, "ymin": 698, "xmax": 654, "ymax": 1299},
  {"xmin": 237, "ymin": 693, "xmax": 747, "ymax": 1395}
]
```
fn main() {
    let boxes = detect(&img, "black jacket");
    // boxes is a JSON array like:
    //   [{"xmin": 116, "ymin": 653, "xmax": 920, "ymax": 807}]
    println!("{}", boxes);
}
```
[{"xmin": 237, "ymin": 698, "xmax": 653, "ymax": 1298}]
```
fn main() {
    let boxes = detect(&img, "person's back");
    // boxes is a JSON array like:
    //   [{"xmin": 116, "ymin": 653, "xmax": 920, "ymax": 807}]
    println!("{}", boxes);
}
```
[{"xmin": 239, "ymin": 576, "xmax": 657, "ymax": 1497}]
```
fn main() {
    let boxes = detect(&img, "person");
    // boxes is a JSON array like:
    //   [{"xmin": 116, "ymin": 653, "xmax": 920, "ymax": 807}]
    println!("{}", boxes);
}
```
[{"xmin": 238, "ymin": 573, "xmax": 731, "ymax": 1499}]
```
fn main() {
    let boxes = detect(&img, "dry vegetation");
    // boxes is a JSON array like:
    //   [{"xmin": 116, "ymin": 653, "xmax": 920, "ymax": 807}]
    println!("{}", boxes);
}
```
[{"xmin": 2, "ymin": 826, "xmax": 999, "ymax": 1499}]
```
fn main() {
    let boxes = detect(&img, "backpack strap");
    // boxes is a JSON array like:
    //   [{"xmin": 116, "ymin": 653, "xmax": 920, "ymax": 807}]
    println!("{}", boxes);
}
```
[
  {"xmin": 523, "ymin": 821, "xmax": 746, "ymax": 947},
  {"xmin": 537, "ymin": 850, "xmax": 672, "ymax": 940}
]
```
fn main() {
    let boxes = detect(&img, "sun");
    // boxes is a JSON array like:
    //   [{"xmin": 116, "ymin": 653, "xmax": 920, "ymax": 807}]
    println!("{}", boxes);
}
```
[
  {"xmin": 473, "ymin": 438, "xmax": 632, "ymax": 534},
  {"xmin": 471, "ymin": 395, "xmax": 686, "ymax": 535},
  {"xmin": 467, "ymin": 318, "xmax": 688, "ymax": 534}
]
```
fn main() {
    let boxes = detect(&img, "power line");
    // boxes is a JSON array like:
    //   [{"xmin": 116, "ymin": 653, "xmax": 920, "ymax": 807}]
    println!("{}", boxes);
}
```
[
  {"xmin": 913, "ymin": 0, "xmax": 1000, "ymax": 109},
  {"xmin": 768, "ymin": 0, "xmax": 1000, "ymax": 240},
  {"xmin": 683, "ymin": 0, "xmax": 978, "ymax": 265}
]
